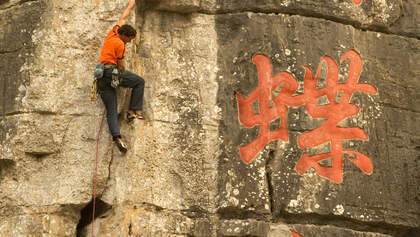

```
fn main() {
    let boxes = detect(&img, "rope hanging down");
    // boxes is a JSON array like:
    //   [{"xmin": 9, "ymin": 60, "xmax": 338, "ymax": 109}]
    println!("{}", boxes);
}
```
[{"xmin": 92, "ymin": 109, "xmax": 106, "ymax": 237}]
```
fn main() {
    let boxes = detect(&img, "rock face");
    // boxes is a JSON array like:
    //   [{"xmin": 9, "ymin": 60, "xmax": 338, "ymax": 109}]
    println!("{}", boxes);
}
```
[{"xmin": 0, "ymin": 0, "xmax": 419, "ymax": 236}]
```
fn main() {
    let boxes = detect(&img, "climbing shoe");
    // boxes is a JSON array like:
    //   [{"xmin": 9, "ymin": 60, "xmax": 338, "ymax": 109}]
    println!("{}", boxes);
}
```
[
  {"xmin": 114, "ymin": 138, "xmax": 128, "ymax": 153},
  {"xmin": 126, "ymin": 111, "xmax": 144, "ymax": 122}
]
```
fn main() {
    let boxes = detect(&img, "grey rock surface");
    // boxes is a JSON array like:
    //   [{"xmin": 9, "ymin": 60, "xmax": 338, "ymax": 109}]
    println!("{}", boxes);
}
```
[
  {"xmin": 145, "ymin": 0, "xmax": 419, "ymax": 38},
  {"xmin": 214, "ymin": 11, "xmax": 420, "ymax": 231},
  {"xmin": 0, "ymin": 0, "xmax": 419, "ymax": 236}
]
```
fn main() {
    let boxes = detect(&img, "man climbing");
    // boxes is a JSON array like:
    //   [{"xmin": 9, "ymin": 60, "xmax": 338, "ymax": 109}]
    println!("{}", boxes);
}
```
[{"xmin": 97, "ymin": 0, "xmax": 144, "ymax": 153}]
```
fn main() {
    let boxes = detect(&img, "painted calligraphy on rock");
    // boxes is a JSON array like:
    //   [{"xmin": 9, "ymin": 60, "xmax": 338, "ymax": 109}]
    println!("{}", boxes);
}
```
[
  {"xmin": 236, "ymin": 50, "xmax": 377, "ymax": 183},
  {"xmin": 236, "ymin": 55, "xmax": 297, "ymax": 163}
]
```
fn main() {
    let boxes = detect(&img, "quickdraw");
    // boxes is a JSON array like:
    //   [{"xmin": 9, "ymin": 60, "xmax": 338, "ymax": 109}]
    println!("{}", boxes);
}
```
[
  {"xmin": 111, "ymin": 67, "xmax": 122, "ymax": 88},
  {"xmin": 91, "ymin": 78, "xmax": 98, "ymax": 102}
]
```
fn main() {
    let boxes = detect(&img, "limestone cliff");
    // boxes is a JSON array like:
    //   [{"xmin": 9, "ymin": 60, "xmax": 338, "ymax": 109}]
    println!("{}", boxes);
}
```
[{"xmin": 0, "ymin": 0, "xmax": 419, "ymax": 236}]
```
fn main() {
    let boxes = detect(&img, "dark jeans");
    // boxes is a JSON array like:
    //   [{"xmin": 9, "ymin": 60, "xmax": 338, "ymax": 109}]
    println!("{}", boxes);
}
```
[{"xmin": 98, "ymin": 68, "xmax": 145, "ymax": 139}]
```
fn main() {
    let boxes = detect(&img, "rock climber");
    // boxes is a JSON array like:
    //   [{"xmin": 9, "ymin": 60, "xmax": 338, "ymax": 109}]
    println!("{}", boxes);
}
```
[{"xmin": 97, "ymin": 0, "xmax": 144, "ymax": 153}]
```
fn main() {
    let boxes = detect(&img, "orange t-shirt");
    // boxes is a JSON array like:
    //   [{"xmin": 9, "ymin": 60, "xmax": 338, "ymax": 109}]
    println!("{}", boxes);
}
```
[{"xmin": 99, "ymin": 25, "xmax": 125, "ymax": 65}]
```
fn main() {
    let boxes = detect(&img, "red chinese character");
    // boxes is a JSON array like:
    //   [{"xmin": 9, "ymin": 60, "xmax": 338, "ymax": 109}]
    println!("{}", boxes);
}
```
[
  {"xmin": 236, "ymin": 54, "xmax": 304, "ymax": 163},
  {"xmin": 295, "ymin": 50, "xmax": 377, "ymax": 183},
  {"xmin": 291, "ymin": 230, "xmax": 303, "ymax": 237},
  {"xmin": 353, "ymin": 0, "xmax": 363, "ymax": 4},
  {"xmin": 236, "ymin": 50, "xmax": 377, "ymax": 183}
]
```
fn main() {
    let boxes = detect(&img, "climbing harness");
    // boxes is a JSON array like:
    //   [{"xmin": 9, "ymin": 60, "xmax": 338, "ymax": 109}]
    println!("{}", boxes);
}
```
[
  {"xmin": 111, "ymin": 67, "xmax": 122, "ymax": 88},
  {"xmin": 91, "ymin": 109, "xmax": 106, "ymax": 236}
]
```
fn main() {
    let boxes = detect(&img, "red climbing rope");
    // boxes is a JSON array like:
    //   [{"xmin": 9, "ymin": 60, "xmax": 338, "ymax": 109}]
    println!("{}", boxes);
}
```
[{"xmin": 92, "ymin": 109, "xmax": 106, "ymax": 237}]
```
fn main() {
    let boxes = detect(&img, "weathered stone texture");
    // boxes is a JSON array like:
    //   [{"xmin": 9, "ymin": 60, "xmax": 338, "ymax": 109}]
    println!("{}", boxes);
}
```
[
  {"xmin": 0, "ymin": 210, "xmax": 79, "ymax": 237},
  {"xmin": 215, "ymin": 11, "xmax": 420, "ymax": 234},
  {"xmin": 0, "ymin": 0, "xmax": 46, "ymax": 141},
  {"xmin": 0, "ymin": 0, "xmax": 419, "ymax": 236},
  {"xmin": 0, "ymin": 0, "xmax": 132, "ymax": 235},
  {"xmin": 146, "ymin": 0, "xmax": 419, "ymax": 38},
  {"xmin": 291, "ymin": 224, "xmax": 395, "ymax": 237}
]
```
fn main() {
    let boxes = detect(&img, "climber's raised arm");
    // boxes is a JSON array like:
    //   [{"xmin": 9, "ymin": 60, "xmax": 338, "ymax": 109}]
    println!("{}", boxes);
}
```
[{"xmin": 117, "ymin": 0, "xmax": 136, "ymax": 26}]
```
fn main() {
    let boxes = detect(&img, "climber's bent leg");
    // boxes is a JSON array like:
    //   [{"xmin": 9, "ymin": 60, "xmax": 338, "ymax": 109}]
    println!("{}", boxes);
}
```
[
  {"xmin": 98, "ymin": 77, "xmax": 121, "ymax": 139},
  {"xmin": 120, "ymin": 70, "xmax": 145, "ymax": 112}
]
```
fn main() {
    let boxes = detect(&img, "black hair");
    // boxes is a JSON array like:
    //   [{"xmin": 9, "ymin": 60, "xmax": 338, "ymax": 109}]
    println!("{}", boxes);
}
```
[{"xmin": 118, "ymin": 24, "xmax": 137, "ymax": 38}]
